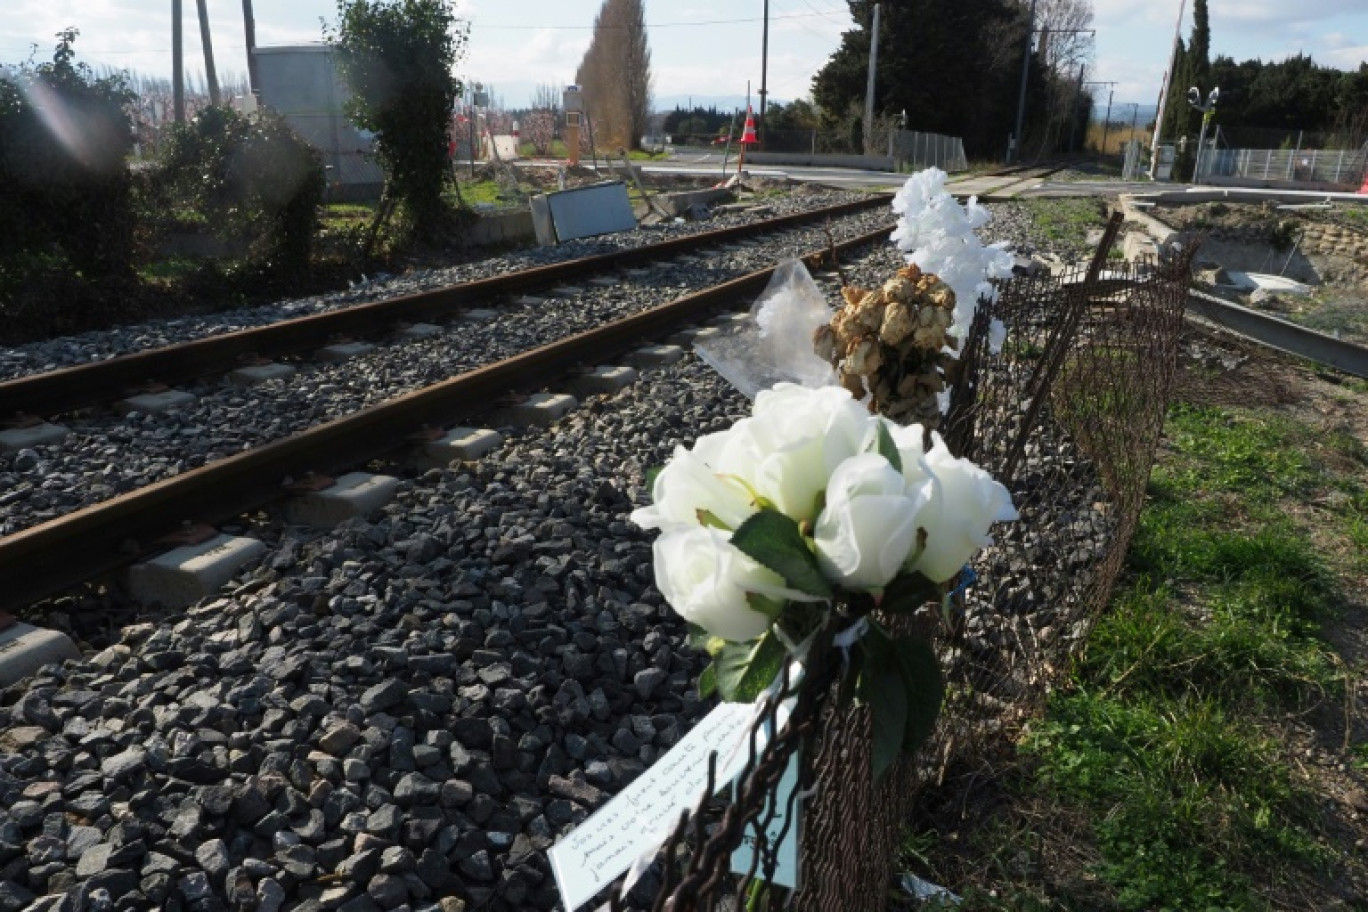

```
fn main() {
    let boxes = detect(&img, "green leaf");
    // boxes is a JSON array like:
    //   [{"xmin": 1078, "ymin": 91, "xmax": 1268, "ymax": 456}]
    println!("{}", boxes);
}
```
[
  {"xmin": 730, "ymin": 509, "xmax": 832, "ymax": 599},
  {"xmin": 714, "ymin": 631, "xmax": 787, "ymax": 703},
  {"xmin": 858, "ymin": 630, "xmax": 906, "ymax": 782},
  {"xmin": 745, "ymin": 591, "xmax": 786, "ymax": 621},
  {"xmin": 880, "ymin": 571, "xmax": 942, "ymax": 616},
  {"xmin": 696, "ymin": 508, "xmax": 731, "ymax": 531},
  {"xmin": 698, "ymin": 662, "xmax": 718, "ymax": 699},
  {"xmin": 894, "ymin": 637, "xmax": 945, "ymax": 755},
  {"xmin": 687, "ymin": 624, "xmax": 727, "ymax": 657},
  {"xmin": 867, "ymin": 420, "xmax": 903, "ymax": 474},
  {"xmin": 645, "ymin": 466, "xmax": 663, "ymax": 490}
]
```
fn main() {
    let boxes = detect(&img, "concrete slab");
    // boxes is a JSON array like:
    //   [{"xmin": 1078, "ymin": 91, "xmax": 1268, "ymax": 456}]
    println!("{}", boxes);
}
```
[
  {"xmin": 668, "ymin": 326, "xmax": 724, "ymax": 348},
  {"xmin": 587, "ymin": 277, "xmax": 620, "ymax": 287},
  {"xmin": 462, "ymin": 308, "xmax": 500, "ymax": 321},
  {"xmin": 1225, "ymin": 272, "xmax": 1313, "ymax": 295},
  {"xmin": 0, "ymin": 622, "xmax": 81, "ymax": 688},
  {"xmin": 709, "ymin": 313, "xmax": 751, "ymax": 331},
  {"xmin": 127, "ymin": 534, "xmax": 267, "ymax": 608},
  {"xmin": 551, "ymin": 286, "xmax": 585, "ymax": 297},
  {"xmin": 419, "ymin": 427, "xmax": 503, "ymax": 467},
  {"xmin": 624, "ymin": 269, "xmax": 653, "ymax": 278},
  {"xmin": 115, "ymin": 390, "xmax": 198, "ymax": 415},
  {"xmin": 395, "ymin": 323, "xmax": 444, "ymax": 341},
  {"xmin": 567, "ymin": 365, "xmax": 638, "ymax": 397},
  {"xmin": 227, "ymin": 363, "xmax": 297, "ymax": 386},
  {"xmin": 316, "ymin": 342, "xmax": 377, "ymax": 363},
  {"xmin": 493, "ymin": 392, "xmax": 578, "ymax": 428},
  {"xmin": 515, "ymin": 296, "xmax": 546, "ymax": 307},
  {"xmin": 624, "ymin": 345, "xmax": 685, "ymax": 369},
  {"xmin": 542, "ymin": 182, "xmax": 636, "ymax": 243},
  {"xmin": 0, "ymin": 423, "xmax": 70, "ymax": 452},
  {"xmin": 284, "ymin": 472, "xmax": 400, "ymax": 529}
]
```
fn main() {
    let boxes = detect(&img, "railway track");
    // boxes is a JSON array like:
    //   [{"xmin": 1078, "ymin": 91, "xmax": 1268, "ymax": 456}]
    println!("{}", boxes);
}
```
[
  {"xmin": 0, "ymin": 221, "xmax": 896, "ymax": 615},
  {"xmin": 0, "ymin": 196, "xmax": 891, "ymax": 418},
  {"xmin": 0, "ymin": 166, "xmax": 1360, "ymax": 912}
]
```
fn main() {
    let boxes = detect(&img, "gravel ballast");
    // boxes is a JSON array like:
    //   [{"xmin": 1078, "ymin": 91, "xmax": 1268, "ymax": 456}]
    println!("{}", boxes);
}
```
[{"xmin": 0, "ymin": 197, "xmax": 1097, "ymax": 912}]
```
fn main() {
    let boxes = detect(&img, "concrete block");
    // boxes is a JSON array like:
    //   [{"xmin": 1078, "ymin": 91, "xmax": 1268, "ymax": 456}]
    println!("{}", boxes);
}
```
[
  {"xmin": 493, "ymin": 392, "xmax": 578, "ymax": 428},
  {"xmin": 0, "ymin": 423, "xmax": 70, "ymax": 451},
  {"xmin": 624, "ymin": 345, "xmax": 685, "ymax": 368},
  {"xmin": 710, "ymin": 313, "xmax": 751, "ymax": 331},
  {"xmin": 0, "ymin": 622, "xmax": 81, "ymax": 688},
  {"xmin": 284, "ymin": 472, "xmax": 400, "ymax": 529},
  {"xmin": 126, "ymin": 534, "xmax": 267, "ymax": 608},
  {"xmin": 567, "ymin": 365, "xmax": 638, "ymax": 397},
  {"xmin": 418, "ymin": 427, "xmax": 503, "ymax": 467},
  {"xmin": 395, "ymin": 323, "xmax": 444, "ymax": 341},
  {"xmin": 668, "ymin": 326, "xmax": 724, "ymax": 348},
  {"xmin": 228, "ymin": 363, "xmax": 297, "ymax": 386},
  {"xmin": 116, "ymin": 390, "xmax": 197, "ymax": 415},
  {"xmin": 316, "ymin": 342, "xmax": 376, "ymax": 363}
]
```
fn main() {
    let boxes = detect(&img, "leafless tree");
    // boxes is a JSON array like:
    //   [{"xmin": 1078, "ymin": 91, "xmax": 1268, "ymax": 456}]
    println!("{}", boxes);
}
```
[
  {"xmin": 531, "ymin": 82, "xmax": 562, "ymax": 115},
  {"xmin": 574, "ymin": 0, "xmax": 652, "ymax": 150}
]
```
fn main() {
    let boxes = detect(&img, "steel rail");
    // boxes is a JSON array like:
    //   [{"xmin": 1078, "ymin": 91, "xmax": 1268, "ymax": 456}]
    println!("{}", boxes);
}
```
[
  {"xmin": 1186, "ymin": 288, "xmax": 1368, "ymax": 379},
  {"xmin": 0, "ymin": 196, "xmax": 891, "ymax": 420},
  {"xmin": 0, "ymin": 224, "xmax": 896, "ymax": 615}
]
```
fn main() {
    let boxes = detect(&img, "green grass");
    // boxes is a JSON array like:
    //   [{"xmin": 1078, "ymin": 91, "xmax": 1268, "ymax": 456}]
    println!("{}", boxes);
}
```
[
  {"xmin": 901, "ymin": 401, "xmax": 1362, "ymax": 909},
  {"xmin": 1019, "ymin": 197, "xmax": 1110, "ymax": 252},
  {"xmin": 138, "ymin": 256, "xmax": 204, "ymax": 282}
]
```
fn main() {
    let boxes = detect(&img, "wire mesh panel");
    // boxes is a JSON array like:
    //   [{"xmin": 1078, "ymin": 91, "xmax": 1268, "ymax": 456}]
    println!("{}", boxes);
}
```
[{"xmin": 608, "ymin": 244, "xmax": 1194, "ymax": 912}]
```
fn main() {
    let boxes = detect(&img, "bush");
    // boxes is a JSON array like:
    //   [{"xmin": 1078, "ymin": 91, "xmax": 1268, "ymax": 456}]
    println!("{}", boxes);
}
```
[
  {"xmin": 329, "ymin": 0, "xmax": 467, "ymax": 240},
  {"xmin": 153, "ymin": 106, "xmax": 325, "ymax": 270},
  {"xmin": 0, "ymin": 29, "xmax": 137, "ymax": 277}
]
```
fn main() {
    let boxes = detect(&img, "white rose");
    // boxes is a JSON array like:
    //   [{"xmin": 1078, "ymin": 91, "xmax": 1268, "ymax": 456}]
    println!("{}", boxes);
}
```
[
  {"xmin": 814, "ymin": 453, "xmax": 933, "ymax": 591},
  {"xmin": 651, "ymin": 526, "xmax": 790, "ymax": 642},
  {"xmin": 630, "ymin": 441, "xmax": 756, "ymax": 533},
  {"xmin": 910, "ymin": 433, "xmax": 1019, "ymax": 583},
  {"xmin": 723, "ymin": 384, "xmax": 868, "ymax": 523}
]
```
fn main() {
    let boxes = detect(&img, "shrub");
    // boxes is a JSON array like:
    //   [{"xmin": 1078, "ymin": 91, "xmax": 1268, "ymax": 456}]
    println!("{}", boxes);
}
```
[
  {"xmin": 0, "ymin": 29, "xmax": 137, "ymax": 277},
  {"xmin": 153, "ymin": 105, "xmax": 325, "ymax": 270}
]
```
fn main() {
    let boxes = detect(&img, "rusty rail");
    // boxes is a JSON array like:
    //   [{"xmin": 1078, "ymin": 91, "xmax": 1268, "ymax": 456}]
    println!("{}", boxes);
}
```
[
  {"xmin": 0, "ymin": 225, "xmax": 894, "ymax": 615},
  {"xmin": 0, "ymin": 196, "xmax": 890, "ymax": 419}
]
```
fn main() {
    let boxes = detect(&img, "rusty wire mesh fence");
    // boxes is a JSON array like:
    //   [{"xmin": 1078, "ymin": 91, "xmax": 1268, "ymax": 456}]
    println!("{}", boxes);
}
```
[{"xmin": 604, "ymin": 243, "xmax": 1195, "ymax": 912}]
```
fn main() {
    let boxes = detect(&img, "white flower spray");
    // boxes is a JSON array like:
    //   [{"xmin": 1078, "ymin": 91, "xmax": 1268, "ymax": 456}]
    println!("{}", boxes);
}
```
[{"xmin": 889, "ymin": 168, "xmax": 1015, "ymax": 354}]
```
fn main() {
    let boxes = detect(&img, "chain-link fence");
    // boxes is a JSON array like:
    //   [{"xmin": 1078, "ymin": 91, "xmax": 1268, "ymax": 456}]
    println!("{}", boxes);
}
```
[
  {"xmin": 889, "ymin": 130, "xmax": 969, "ymax": 173},
  {"xmin": 597, "ymin": 227, "xmax": 1194, "ymax": 912},
  {"xmin": 1200, "ymin": 144, "xmax": 1368, "ymax": 189}
]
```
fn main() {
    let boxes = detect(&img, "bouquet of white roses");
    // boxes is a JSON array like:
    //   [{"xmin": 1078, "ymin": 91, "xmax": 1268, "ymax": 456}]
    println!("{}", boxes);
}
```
[{"xmin": 632, "ymin": 383, "xmax": 1017, "ymax": 778}]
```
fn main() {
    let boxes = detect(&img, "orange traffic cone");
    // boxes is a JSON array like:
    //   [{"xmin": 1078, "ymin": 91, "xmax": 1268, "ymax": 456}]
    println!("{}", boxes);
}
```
[
  {"xmin": 738, "ymin": 106, "xmax": 758, "ymax": 174},
  {"xmin": 740, "ymin": 107, "xmax": 758, "ymax": 145}
]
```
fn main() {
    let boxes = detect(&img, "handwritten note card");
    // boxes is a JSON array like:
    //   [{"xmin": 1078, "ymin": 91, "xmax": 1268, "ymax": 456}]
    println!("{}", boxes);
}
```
[{"xmin": 548, "ymin": 701, "xmax": 758, "ymax": 912}]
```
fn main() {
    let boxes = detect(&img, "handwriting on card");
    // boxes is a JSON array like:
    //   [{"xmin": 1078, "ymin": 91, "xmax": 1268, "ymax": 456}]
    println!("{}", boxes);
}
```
[{"xmin": 548, "ymin": 701, "xmax": 757, "ymax": 912}]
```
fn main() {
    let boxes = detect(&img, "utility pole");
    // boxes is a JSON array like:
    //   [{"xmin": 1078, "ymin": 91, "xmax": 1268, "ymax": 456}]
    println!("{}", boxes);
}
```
[
  {"xmin": 196, "ymin": 0, "xmax": 221, "ymax": 105},
  {"xmin": 1082, "ymin": 81, "xmax": 1117, "ymax": 154},
  {"xmin": 1067, "ymin": 65, "xmax": 1085, "ymax": 153},
  {"xmin": 1149, "ymin": 0, "xmax": 1188, "ymax": 179},
  {"xmin": 172, "ymin": 0, "xmax": 185, "ymax": 122},
  {"xmin": 1010, "ymin": 0, "xmax": 1036, "ymax": 163},
  {"xmin": 862, "ymin": 3, "xmax": 880, "ymax": 155},
  {"xmin": 759, "ymin": 0, "xmax": 769, "ymax": 150},
  {"xmin": 241, "ymin": 0, "xmax": 259, "ymax": 96}
]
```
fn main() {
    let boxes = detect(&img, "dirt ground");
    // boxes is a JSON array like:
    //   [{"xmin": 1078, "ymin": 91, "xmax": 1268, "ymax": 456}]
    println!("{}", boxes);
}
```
[{"xmin": 1154, "ymin": 200, "xmax": 1368, "ymax": 345}]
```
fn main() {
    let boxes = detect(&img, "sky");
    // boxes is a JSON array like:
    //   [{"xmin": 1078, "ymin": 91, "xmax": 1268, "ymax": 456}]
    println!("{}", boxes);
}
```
[{"xmin": 0, "ymin": 0, "xmax": 1364, "ymax": 118}]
